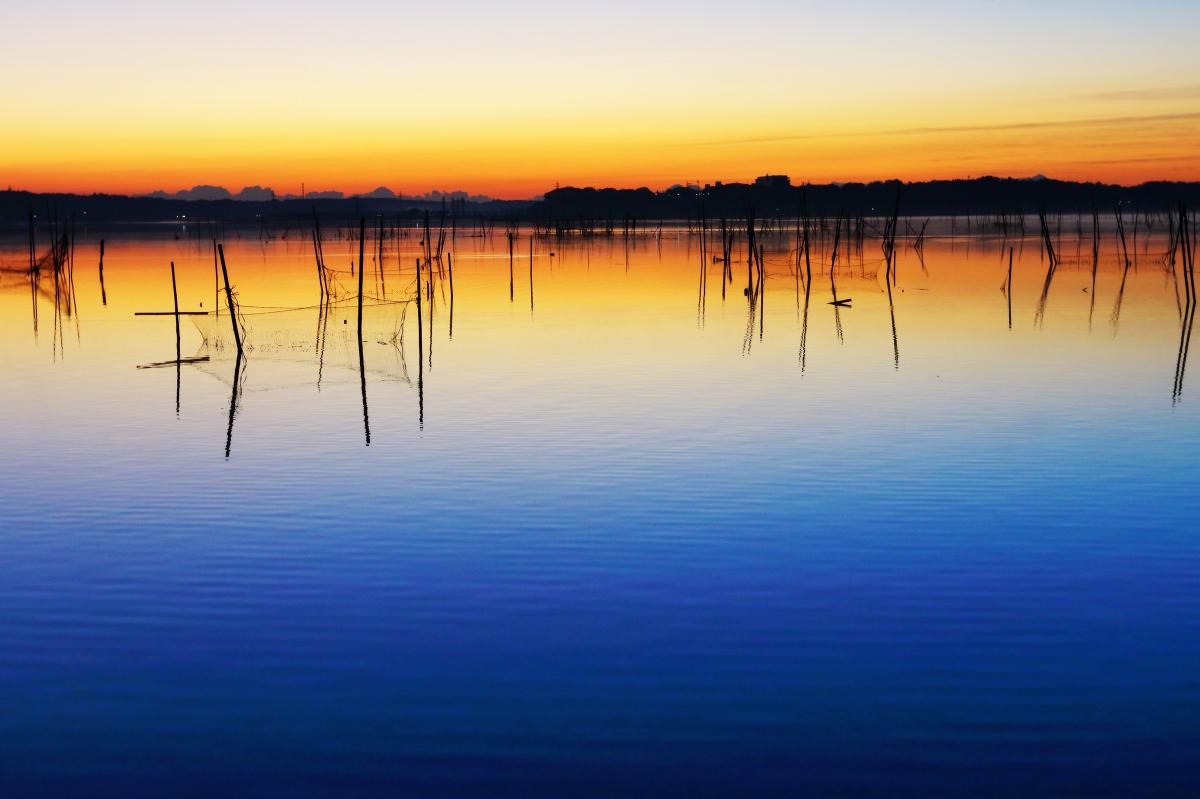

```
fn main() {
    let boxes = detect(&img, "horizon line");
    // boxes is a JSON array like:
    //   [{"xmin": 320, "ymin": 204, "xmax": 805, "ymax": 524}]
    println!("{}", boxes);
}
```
[{"xmin": 6, "ymin": 172, "xmax": 1200, "ymax": 203}]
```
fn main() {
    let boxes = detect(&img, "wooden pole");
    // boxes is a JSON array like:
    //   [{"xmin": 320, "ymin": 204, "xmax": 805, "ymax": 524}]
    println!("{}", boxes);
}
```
[
  {"xmin": 217, "ymin": 244, "xmax": 243, "ymax": 354},
  {"xmin": 98, "ymin": 240, "xmax": 107, "ymax": 306},
  {"xmin": 312, "ymin": 230, "xmax": 326, "ymax": 299},
  {"xmin": 415, "ymin": 257, "xmax": 424, "ymax": 349},
  {"xmin": 356, "ymin": 218, "xmax": 366, "ymax": 340},
  {"xmin": 447, "ymin": 252, "xmax": 454, "ymax": 340},
  {"xmin": 376, "ymin": 214, "xmax": 386, "ymax": 299},
  {"xmin": 355, "ymin": 218, "xmax": 369, "ymax": 445},
  {"xmin": 171, "ymin": 260, "xmax": 181, "ymax": 415},
  {"xmin": 170, "ymin": 261, "xmax": 181, "ymax": 357},
  {"xmin": 415, "ymin": 257, "xmax": 425, "ymax": 430}
]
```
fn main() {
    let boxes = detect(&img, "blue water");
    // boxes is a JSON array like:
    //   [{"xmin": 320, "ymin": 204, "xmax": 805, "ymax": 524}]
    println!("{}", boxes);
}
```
[{"xmin": 1, "ymin": 232, "xmax": 1198, "ymax": 796}]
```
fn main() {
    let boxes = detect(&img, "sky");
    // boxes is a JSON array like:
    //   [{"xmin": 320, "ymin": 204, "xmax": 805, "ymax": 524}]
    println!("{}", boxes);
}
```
[{"xmin": 2, "ymin": 0, "xmax": 1199, "ymax": 198}]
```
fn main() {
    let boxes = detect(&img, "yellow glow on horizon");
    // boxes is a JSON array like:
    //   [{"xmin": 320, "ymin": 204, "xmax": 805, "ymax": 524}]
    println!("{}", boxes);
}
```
[{"xmin": 2, "ymin": 3, "xmax": 1198, "ymax": 196}]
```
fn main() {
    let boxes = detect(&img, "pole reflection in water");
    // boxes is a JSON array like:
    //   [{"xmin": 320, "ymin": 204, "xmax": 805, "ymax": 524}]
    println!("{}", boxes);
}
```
[
  {"xmin": 225, "ymin": 350, "xmax": 243, "ymax": 459},
  {"xmin": 5, "ymin": 219, "xmax": 1197, "ymax": 461}
]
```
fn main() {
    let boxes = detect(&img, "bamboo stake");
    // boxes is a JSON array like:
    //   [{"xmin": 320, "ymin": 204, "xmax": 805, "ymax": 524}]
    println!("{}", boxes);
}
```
[
  {"xmin": 356, "ymin": 218, "xmax": 366, "ymax": 340},
  {"xmin": 217, "ymin": 244, "xmax": 243, "ymax": 354},
  {"xmin": 98, "ymin": 240, "xmax": 107, "ymax": 306},
  {"xmin": 170, "ymin": 261, "xmax": 181, "ymax": 357},
  {"xmin": 447, "ymin": 252, "xmax": 455, "ymax": 340}
]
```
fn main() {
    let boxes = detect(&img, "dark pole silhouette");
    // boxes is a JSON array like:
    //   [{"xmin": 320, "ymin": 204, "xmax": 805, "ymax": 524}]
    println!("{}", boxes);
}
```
[
  {"xmin": 416, "ymin": 257, "xmax": 425, "ymax": 430},
  {"xmin": 217, "ymin": 244, "xmax": 243, "ymax": 354},
  {"xmin": 357, "ymin": 218, "xmax": 369, "ymax": 446},
  {"xmin": 170, "ymin": 261, "xmax": 181, "ymax": 415},
  {"xmin": 98, "ymin": 240, "xmax": 107, "ymax": 306}
]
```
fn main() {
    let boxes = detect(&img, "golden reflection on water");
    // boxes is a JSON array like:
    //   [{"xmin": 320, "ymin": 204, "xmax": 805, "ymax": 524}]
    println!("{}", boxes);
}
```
[{"xmin": 0, "ymin": 222, "xmax": 1194, "ymax": 421}]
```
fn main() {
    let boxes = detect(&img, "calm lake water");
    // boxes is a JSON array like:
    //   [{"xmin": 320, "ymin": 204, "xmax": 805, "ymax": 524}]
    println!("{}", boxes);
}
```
[{"xmin": 1, "ymin": 222, "xmax": 1198, "ymax": 797}]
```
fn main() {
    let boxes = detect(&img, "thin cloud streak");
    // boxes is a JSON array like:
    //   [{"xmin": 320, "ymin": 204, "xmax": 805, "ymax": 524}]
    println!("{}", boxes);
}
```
[
  {"xmin": 1088, "ymin": 85, "xmax": 1200, "ymax": 102},
  {"xmin": 696, "ymin": 112, "xmax": 1200, "ymax": 147},
  {"xmin": 1065, "ymin": 154, "xmax": 1200, "ymax": 167}
]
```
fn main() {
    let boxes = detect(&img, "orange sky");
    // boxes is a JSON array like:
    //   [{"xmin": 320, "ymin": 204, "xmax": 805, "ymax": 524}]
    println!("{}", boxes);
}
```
[{"xmin": 3, "ymin": 2, "xmax": 1199, "ymax": 198}]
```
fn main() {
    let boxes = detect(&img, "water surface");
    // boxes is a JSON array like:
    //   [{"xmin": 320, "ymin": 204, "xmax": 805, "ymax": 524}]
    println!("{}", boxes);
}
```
[{"xmin": 1, "ymin": 223, "xmax": 1198, "ymax": 797}]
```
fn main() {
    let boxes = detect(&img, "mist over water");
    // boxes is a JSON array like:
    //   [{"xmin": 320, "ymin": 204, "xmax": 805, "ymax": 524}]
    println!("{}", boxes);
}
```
[{"xmin": 1, "ymin": 222, "xmax": 1198, "ymax": 797}]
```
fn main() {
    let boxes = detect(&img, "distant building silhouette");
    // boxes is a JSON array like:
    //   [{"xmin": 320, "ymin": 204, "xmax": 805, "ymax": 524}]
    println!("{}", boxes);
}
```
[{"xmin": 754, "ymin": 175, "xmax": 791, "ymax": 189}]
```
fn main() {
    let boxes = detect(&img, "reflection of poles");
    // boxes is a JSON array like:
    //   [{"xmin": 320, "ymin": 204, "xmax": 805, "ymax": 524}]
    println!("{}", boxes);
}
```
[
  {"xmin": 359, "ymin": 331, "xmax": 371, "ymax": 446},
  {"xmin": 1110, "ymin": 261, "xmax": 1130, "ymax": 333},
  {"xmin": 448, "ymin": 252, "xmax": 455, "ymax": 340},
  {"xmin": 225, "ymin": 351, "xmax": 243, "ymax": 459},
  {"xmin": 1175, "ymin": 205, "xmax": 1196, "ymax": 403},
  {"xmin": 886, "ymin": 276, "xmax": 899, "ymax": 369},
  {"xmin": 529, "ymin": 235, "xmax": 534, "ymax": 314},
  {"xmin": 741, "ymin": 282, "xmax": 758, "ymax": 356},
  {"xmin": 1174, "ymin": 299, "xmax": 1196, "ymax": 404},
  {"xmin": 799, "ymin": 274, "xmax": 811, "ymax": 373},
  {"xmin": 315, "ymin": 294, "xmax": 329, "ymax": 391}
]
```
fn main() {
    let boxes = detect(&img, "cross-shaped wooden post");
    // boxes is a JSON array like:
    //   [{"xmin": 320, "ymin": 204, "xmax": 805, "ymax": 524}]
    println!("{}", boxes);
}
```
[{"xmin": 134, "ymin": 261, "xmax": 211, "ymax": 369}]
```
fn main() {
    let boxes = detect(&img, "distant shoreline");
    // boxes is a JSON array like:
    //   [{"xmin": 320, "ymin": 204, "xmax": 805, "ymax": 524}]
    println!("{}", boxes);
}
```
[{"xmin": 3, "ymin": 176, "xmax": 1198, "ymax": 228}]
